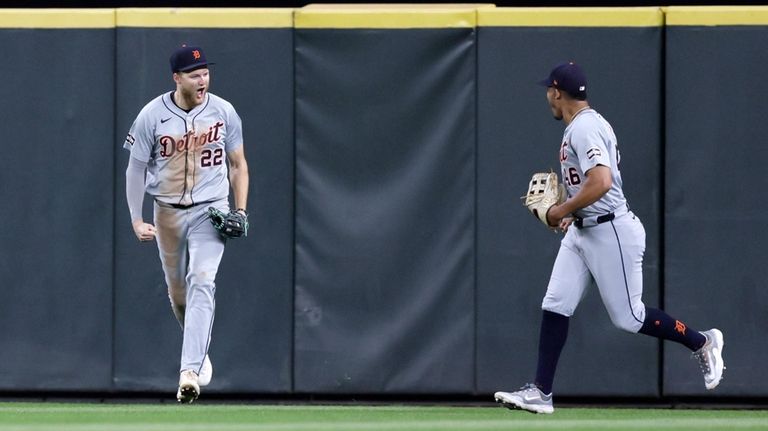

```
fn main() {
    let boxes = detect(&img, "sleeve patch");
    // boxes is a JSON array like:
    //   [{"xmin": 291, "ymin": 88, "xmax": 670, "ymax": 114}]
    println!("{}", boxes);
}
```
[{"xmin": 586, "ymin": 147, "xmax": 602, "ymax": 160}]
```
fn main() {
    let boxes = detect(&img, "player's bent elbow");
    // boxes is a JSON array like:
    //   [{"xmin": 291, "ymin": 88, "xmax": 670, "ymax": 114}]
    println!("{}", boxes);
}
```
[{"xmin": 600, "ymin": 181, "xmax": 612, "ymax": 195}]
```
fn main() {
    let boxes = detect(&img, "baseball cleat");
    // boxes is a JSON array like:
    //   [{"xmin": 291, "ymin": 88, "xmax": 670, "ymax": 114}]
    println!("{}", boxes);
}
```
[
  {"xmin": 494, "ymin": 383, "xmax": 554, "ymax": 414},
  {"xmin": 198, "ymin": 355, "xmax": 213, "ymax": 387},
  {"xmin": 692, "ymin": 328, "xmax": 725, "ymax": 390},
  {"xmin": 176, "ymin": 370, "xmax": 200, "ymax": 404}
]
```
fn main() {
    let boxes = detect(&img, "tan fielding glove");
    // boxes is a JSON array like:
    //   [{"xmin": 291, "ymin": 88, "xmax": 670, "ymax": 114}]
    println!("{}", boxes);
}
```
[{"xmin": 522, "ymin": 171, "xmax": 567, "ymax": 227}]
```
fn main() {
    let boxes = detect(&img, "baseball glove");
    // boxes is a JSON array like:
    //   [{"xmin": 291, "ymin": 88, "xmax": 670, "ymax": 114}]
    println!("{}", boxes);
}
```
[
  {"xmin": 522, "ymin": 171, "xmax": 566, "ymax": 227},
  {"xmin": 208, "ymin": 207, "xmax": 248, "ymax": 239}
]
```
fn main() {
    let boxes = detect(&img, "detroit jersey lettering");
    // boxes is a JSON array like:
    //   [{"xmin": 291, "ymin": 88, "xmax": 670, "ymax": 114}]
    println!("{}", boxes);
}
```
[
  {"xmin": 124, "ymin": 91, "xmax": 243, "ymax": 206},
  {"xmin": 558, "ymin": 108, "xmax": 626, "ymax": 218}
]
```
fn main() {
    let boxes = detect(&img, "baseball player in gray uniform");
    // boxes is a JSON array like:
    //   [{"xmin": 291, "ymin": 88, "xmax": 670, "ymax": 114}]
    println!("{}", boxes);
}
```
[
  {"xmin": 123, "ymin": 45, "xmax": 249, "ymax": 403},
  {"xmin": 494, "ymin": 62, "xmax": 724, "ymax": 414}
]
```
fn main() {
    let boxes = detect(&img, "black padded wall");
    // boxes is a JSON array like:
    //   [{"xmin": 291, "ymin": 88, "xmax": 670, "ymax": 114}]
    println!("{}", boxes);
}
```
[
  {"xmin": 664, "ymin": 21, "xmax": 768, "ymax": 396},
  {"xmin": 294, "ymin": 26, "xmax": 476, "ymax": 393},
  {"xmin": 0, "ymin": 6, "xmax": 765, "ymax": 398},
  {"xmin": 112, "ymin": 14, "xmax": 294, "ymax": 393},
  {"xmin": 476, "ymin": 11, "xmax": 664, "ymax": 396},
  {"xmin": 0, "ymin": 26, "xmax": 115, "ymax": 390}
]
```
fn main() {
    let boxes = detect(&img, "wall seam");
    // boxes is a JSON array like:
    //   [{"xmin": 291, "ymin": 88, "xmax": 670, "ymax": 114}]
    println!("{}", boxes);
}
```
[
  {"xmin": 290, "ymin": 14, "xmax": 298, "ymax": 394},
  {"xmin": 658, "ymin": 17, "xmax": 668, "ymax": 399},
  {"xmin": 472, "ymin": 19, "xmax": 480, "ymax": 396},
  {"xmin": 110, "ymin": 12, "xmax": 118, "ymax": 393}
]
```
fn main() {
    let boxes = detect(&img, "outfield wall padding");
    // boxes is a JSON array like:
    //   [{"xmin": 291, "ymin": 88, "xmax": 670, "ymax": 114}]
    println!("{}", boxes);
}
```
[
  {"xmin": 0, "ymin": 26, "xmax": 115, "ymax": 390},
  {"xmin": 111, "ymin": 10, "xmax": 294, "ymax": 393},
  {"xmin": 293, "ymin": 22, "xmax": 477, "ymax": 393},
  {"xmin": 0, "ymin": 6, "xmax": 766, "ymax": 398},
  {"xmin": 476, "ymin": 8, "xmax": 664, "ymax": 397},
  {"xmin": 663, "ymin": 7, "xmax": 768, "ymax": 396}
]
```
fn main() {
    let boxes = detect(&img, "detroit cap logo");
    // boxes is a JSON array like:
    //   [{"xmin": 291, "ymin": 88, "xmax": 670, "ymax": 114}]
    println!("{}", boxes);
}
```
[{"xmin": 193, "ymin": 50, "xmax": 201, "ymax": 60}]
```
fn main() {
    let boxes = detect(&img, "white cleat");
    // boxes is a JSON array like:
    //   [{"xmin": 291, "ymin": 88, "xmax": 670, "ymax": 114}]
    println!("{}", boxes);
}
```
[
  {"xmin": 198, "ymin": 355, "xmax": 213, "ymax": 387},
  {"xmin": 176, "ymin": 370, "xmax": 200, "ymax": 404},
  {"xmin": 494, "ymin": 383, "xmax": 554, "ymax": 414},
  {"xmin": 693, "ymin": 328, "xmax": 725, "ymax": 390}
]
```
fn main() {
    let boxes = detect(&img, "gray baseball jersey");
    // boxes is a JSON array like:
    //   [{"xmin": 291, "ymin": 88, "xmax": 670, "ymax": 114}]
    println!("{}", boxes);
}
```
[
  {"xmin": 544, "ymin": 107, "xmax": 646, "ymax": 333},
  {"xmin": 123, "ymin": 91, "xmax": 243, "ymax": 206},
  {"xmin": 558, "ymin": 108, "xmax": 627, "ymax": 218}
]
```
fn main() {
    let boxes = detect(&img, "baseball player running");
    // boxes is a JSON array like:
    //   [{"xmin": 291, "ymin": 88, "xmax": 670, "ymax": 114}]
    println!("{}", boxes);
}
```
[
  {"xmin": 123, "ymin": 45, "xmax": 249, "ymax": 403},
  {"xmin": 495, "ymin": 62, "xmax": 724, "ymax": 414}
]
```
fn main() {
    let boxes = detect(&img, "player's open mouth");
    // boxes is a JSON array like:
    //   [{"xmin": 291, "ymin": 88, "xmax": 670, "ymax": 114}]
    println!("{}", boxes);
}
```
[{"xmin": 197, "ymin": 88, "xmax": 205, "ymax": 97}]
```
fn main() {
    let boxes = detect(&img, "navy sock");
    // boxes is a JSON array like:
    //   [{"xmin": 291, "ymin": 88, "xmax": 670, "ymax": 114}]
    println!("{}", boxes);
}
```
[
  {"xmin": 534, "ymin": 310, "xmax": 569, "ymax": 395},
  {"xmin": 638, "ymin": 307, "xmax": 706, "ymax": 351}
]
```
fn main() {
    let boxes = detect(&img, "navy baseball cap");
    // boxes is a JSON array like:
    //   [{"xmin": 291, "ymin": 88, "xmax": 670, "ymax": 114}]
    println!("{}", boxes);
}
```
[
  {"xmin": 539, "ymin": 62, "xmax": 587, "ymax": 100},
  {"xmin": 170, "ymin": 45, "xmax": 214, "ymax": 73}
]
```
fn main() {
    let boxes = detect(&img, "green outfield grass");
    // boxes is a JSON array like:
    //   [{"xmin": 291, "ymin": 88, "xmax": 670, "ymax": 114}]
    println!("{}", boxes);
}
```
[{"xmin": 0, "ymin": 403, "xmax": 766, "ymax": 431}]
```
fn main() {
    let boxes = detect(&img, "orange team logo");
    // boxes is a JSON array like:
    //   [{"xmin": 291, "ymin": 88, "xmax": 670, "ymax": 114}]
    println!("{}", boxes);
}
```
[
  {"xmin": 675, "ymin": 320, "xmax": 687, "ymax": 335},
  {"xmin": 193, "ymin": 50, "xmax": 201, "ymax": 60}
]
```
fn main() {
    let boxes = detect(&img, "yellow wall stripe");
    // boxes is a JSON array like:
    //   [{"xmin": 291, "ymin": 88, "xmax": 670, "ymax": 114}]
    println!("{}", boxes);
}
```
[
  {"xmin": 479, "ymin": 7, "xmax": 663, "ymax": 28},
  {"xmin": 3, "ymin": 6, "xmax": 768, "ymax": 30},
  {"xmin": 117, "ymin": 8, "xmax": 294, "ymax": 28},
  {"xmin": 295, "ymin": 4, "xmax": 493, "ymax": 29},
  {"xmin": 665, "ymin": 6, "xmax": 768, "ymax": 26},
  {"xmin": 0, "ymin": 9, "xmax": 114, "ymax": 29}
]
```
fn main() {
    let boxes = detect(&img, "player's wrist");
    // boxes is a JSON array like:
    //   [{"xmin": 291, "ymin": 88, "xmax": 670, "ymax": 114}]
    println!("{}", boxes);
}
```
[{"xmin": 235, "ymin": 208, "xmax": 248, "ymax": 216}]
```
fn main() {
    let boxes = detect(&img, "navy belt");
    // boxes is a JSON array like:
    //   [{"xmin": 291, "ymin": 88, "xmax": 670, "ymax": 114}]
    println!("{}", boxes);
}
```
[
  {"xmin": 573, "ymin": 205, "xmax": 630, "ymax": 229},
  {"xmin": 169, "ymin": 203, "xmax": 196, "ymax": 209},
  {"xmin": 156, "ymin": 199, "xmax": 201, "ymax": 210},
  {"xmin": 573, "ymin": 212, "xmax": 615, "ymax": 229}
]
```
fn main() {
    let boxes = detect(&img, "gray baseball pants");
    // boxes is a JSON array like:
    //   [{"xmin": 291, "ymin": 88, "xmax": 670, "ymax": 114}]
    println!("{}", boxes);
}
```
[{"xmin": 154, "ymin": 198, "xmax": 228, "ymax": 374}]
